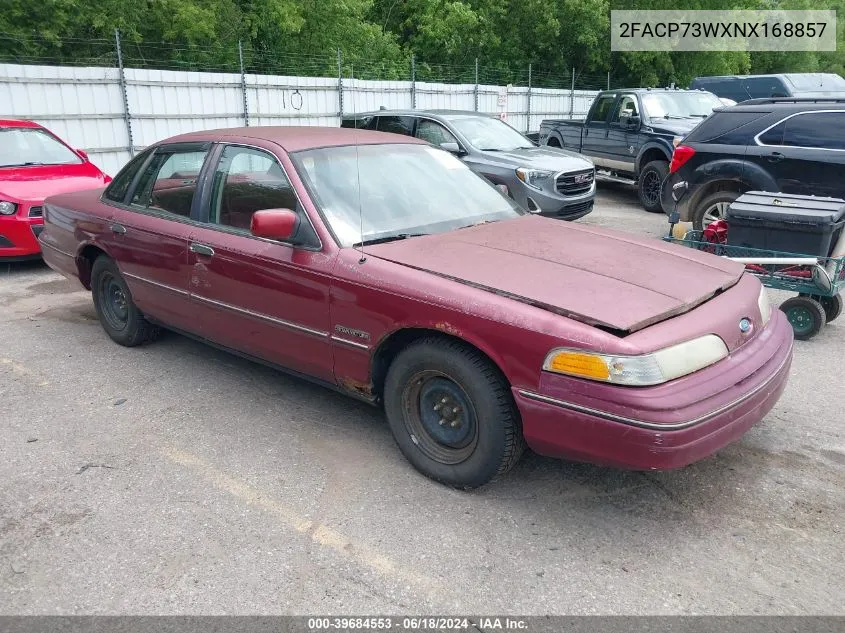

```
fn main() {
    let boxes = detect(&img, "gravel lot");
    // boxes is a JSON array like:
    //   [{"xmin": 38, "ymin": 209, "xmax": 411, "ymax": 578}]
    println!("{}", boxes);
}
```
[{"xmin": 1, "ymin": 183, "xmax": 843, "ymax": 615}]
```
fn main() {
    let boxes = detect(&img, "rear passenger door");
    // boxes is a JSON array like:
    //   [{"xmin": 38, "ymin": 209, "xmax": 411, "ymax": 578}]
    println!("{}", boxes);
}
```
[
  {"xmin": 582, "ymin": 94, "xmax": 617, "ymax": 165},
  {"xmin": 376, "ymin": 115, "xmax": 416, "ymax": 138},
  {"xmin": 751, "ymin": 111, "xmax": 845, "ymax": 199},
  {"xmin": 104, "ymin": 142, "xmax": 211, "ymax": 332}
]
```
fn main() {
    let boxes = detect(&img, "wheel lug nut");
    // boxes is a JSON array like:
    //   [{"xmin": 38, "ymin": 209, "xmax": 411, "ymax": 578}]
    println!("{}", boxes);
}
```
[{"xmin": 452, "ymin": 407, "xmax": 459, "ymax": 414}]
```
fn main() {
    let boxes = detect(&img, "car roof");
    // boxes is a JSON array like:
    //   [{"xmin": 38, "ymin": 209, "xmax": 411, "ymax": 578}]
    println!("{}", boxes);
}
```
[
  {"xmin": 600, "ymin": 88, "xmax": 711, "ymax": 94},
  {"xmin": 0, "ymin": 118, "xmax": 44, "ymax": 129},
  {"xmin": 344, "ymin": 109, "xmax": 490, "ymax": 119},
  {"xmin": 159, "ymin": 126, "xmax": 427, "ymax": 152},
  {"xmin": 718, "ymin": 98, "xmax": 845, "ymax": 113}
]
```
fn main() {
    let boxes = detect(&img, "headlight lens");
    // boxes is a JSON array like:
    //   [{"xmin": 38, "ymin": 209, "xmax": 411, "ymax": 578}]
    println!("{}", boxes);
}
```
[
  {"xmin": 515, "ymin": 167, "xmax": 553, "ymax": 190},
  {"xmin": 0, "ymin": 201, "xmax": 18, "ymax": 215},
  {"xmin": 758, "ymin": 286, "xmax": 772, "ymax": 325},
  {"xmin": 543, "ymin": 335, "xmax": 729, "ymax": 386}
]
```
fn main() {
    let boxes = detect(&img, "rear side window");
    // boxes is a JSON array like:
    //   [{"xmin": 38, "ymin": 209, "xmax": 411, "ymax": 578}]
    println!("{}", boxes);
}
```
[
  {"xmin": 103, "ymin": 151, "xmax": 150, "ymax": 203},
  {"xmin": 130, "ymin": 149, "xmax": 208, "ymax": 217},
  {"xmin": 757, "ymin": 121, "xmax": 785, "ymax": 146},
  {"xmin": 377, "ymin": 116, "xmax": 414, "ymax": 136},
  {"xmin": 590, "ymin": 96, "xmax": 616, "ymax": 124},
  {"xmin": 683, "ymin": 111, "xmax": 772, "ymax": 144},
  {"xmin": 782, "ymin": 112, "xmax": 845, "ymax": 150}
]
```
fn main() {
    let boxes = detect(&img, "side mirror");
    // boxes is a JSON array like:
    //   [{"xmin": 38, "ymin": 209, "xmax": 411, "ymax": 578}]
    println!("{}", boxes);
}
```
[
  {"xmin": 625, "ymin": 114, "xmax": 641, "ymax": 129},
  {"xmin": 251, "ymin": 208, "xmax": 300, "ymax": 242},
  {"xmin": 440, "ymin": 142, "xmax": 465, "ymax": 156},
  {"xmin": 77, "ymin": 149, "xmax": 89, "ymax": 161}
]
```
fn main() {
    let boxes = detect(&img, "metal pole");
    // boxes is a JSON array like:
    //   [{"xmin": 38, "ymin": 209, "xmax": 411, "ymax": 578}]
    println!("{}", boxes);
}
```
[
  {"xmin": 337, "ymin": 49, "xmax": 344, "ymax": 117},
  {"xmin": 114, "ymin": 29, "xmax": 134, "ymax": 157},
  {"xmin": 238, "ymin": 40, "xmax": 249, "ymax": 126},
  {"xmin": 474, "ymin": 58, "xmax": 479, "ymax": 111},
  {"xmin": 526, "ymin": 63, "xmax": 532, "ymax": 135},
  {"xmin": 411, "ymin": 54, "xmax": 416, "ymax": 109},
  {"xmin": 607, "ymin": 71, "xmax": 610, "ymax": 90},
  {"xmin": 569, "ymin": 67, "xmax": 575, "ymax": 117}
]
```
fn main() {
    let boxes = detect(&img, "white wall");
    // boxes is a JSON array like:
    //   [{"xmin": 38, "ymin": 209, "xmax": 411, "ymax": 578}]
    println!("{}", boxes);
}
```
[{"xmin": 1, "ymin": 63, "xmax": 599, "ymax": 176}]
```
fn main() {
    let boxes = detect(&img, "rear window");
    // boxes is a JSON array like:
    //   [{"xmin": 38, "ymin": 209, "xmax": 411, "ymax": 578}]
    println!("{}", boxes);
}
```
[{"xmin": 683, "ymin": 111, "xmax": 773, "ymax": 144}]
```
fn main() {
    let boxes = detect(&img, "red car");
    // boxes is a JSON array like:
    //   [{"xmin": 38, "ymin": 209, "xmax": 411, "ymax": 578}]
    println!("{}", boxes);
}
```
[
  {"xmin": 1, "ymin": 119, "xmax": 111, "ymax": 260},
  {"xmin": 39, "ymin": 127, "xmax": 793, "ymax": 488}
]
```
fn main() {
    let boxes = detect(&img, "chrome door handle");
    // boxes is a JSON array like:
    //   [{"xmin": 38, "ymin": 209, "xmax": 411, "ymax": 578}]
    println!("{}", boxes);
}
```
[
  {"xmin": 110, "ymin": 223, "xmax": 126, "ymax": 234},
  {"xmin": 189, "ymin": 243, "xmax": 215, "ymax": 257}
]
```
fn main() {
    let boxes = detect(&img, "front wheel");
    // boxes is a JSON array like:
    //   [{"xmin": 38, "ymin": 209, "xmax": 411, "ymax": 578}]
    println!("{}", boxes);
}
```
[
  {"xmin": 383, "ymin": 337, "xmax": 524, "ymax": 489},
  {"xmin": 780, "ymin": 296, "xmax": 826, "ymax": 340},
  {"xmin": 638, "ymin": 160, "xmax": 669, "ymax": 213},
  {"xmin": 91, "ymin": 256, "xmax": 159, "ymax": 346},
  {"xmin": 820, "ymin": 293, "xmax": 843, "ymax": 323}
]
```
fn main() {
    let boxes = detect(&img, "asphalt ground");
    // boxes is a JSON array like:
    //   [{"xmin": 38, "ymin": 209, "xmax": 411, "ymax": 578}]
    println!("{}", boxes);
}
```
[{"xmin": 1, "ymin": 182, "xmax": 843, "ymax": 615}]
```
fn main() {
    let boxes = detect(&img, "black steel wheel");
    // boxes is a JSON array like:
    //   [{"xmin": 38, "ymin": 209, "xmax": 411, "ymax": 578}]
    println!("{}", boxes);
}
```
[
  {"xmin": 383, "ymin": 337, "xmax": 524, "ymax": 488},
  {"xmin": 780, "ymin": 296, "xmax": 826, "ymax": 341},
  {"xmin": 820, "ymin": 293, "xmax": 843, "ymax": 323},
  {"xmin": 91, "ymin": 256, "xmax": 159, "ymax": 347},
  {"xmin": 638, "ymin": 160, "xmax": 669, "ymax": 213}
]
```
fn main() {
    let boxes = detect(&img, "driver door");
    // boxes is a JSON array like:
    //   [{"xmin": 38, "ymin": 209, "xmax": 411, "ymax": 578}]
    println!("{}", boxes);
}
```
[{"xmin": 187, "ymin": 143, "xmax": 335, "ymax": 380}]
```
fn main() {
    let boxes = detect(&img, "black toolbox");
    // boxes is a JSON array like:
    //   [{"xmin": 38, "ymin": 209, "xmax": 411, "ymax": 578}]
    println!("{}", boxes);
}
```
[{"xmin": 726, "ymin": 192, "xmax": 845, "ymax": 256}]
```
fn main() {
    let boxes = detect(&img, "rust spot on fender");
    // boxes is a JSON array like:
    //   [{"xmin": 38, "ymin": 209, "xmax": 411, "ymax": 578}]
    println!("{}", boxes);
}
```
[
  {"xmin": 339, "ymin": 377, "xmax": 376, "ymax": 402},
  {"xmin": 434, "ymin": 322, "xmax": 462, "ymax": 336}
]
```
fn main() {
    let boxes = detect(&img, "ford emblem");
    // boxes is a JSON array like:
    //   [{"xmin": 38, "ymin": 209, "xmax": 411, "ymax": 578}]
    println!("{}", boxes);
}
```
[{"xmin": 739, "ymin": 318, "xmax": 752, "ymax": 334}]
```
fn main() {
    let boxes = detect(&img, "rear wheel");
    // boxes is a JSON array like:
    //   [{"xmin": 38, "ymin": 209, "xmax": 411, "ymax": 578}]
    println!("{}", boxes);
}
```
[
  {"xmin": 383, "ymin": 337, "xmax": 524, "ymax": 489},
  {"xmin": 693, "ymin": 190, "xmax": 741, "ymax": 230},
  {"xmin": 780, "ymin": 296, "xmax": 826, "ymax": 340},
  {"xmin": 638, "ymin": 160, "xmax": 669, "ymax": 213},
  {"xmin": 91, "ymin": 256, "xmax": 158, "ymax": 346},
  {"xmin": 547, "ymin": 137, "xmax": 561, "ymax": 148}
]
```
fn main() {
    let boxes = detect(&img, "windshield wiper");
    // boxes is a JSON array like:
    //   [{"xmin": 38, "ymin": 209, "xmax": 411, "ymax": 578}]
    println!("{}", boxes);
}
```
[
  {"xmin": 1, "ymin": 161, "xmax": 46, "ymax": 167},
  {"xmin": 662, "ymin": 114, "xmax": 690, "ymax": 120},
  {"xmin": 354, "ymin": 232, "xmax": 429, "ymax": 247},
  {"xmin": 689, "ymin": 114, "xmax": 708, "ymax": 118}
]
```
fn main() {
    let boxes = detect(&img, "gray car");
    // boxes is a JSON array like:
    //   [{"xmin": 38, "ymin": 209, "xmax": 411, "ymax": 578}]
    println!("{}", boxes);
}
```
[{"xmin": 341, "ymin": 110, "xmax": 596, "ymax": 220}]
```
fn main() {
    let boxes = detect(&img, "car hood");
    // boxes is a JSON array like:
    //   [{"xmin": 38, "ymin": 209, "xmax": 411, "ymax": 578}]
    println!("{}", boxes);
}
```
[
  {"xmin": 366, "ymin": 215, "xmax": 744, "ymax": 333},
  {"xmin": 0, "ymin": 162, "xmax": 108, "ymax": 202},
  {"xmin": 477, "ymin": 146, "xmax": 593, "ymax": 171},
  {"xmin": 645, "ymin": 118, "xmax": 705, "ymax": 136}
]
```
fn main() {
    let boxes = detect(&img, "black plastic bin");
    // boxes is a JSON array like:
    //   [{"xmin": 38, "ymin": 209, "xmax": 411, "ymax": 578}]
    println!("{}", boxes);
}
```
[{"xmin": 726, "ymin": 192, "xmax": 845, "ymax": 257}]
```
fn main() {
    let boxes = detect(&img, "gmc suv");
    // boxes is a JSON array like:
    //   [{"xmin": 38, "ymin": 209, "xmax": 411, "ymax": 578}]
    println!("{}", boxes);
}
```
[{"xmin": 663, "ymin": 98, "xmax": 845, "ymax": 229}]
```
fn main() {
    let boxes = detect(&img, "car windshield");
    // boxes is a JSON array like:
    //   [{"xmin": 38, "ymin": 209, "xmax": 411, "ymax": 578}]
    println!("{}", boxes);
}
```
[
  {"xmin": 446, "ymin": 115, "xmax": 534, "ymax": 151},
  {"xmin": 292, "ymin": 143, "xmax": 524, "ymax": 247},
  {"xmin": 641, "ymin": 92, "xmax": 723, "ymax": 119},
  {"xmin": 0, "ymin": 127, "xmax": 83, "ymax": 168}
]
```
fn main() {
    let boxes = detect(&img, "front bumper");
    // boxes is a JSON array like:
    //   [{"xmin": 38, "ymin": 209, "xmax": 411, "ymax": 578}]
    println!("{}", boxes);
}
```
[
  {"xmin": 514, "ymin": 310, "xmax": 794, "ymax": 470},
  {"xmin": 0, "ymin": 214, "xmax": 43, "ymax": 260},
  {"xmin": 514, "ymin": 180, "xmax": 596, "ymax": 221}
]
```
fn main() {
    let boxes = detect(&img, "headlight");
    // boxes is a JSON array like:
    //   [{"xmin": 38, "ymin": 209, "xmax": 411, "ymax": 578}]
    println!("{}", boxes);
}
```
[
  {"xmin": 0, "ymin": 201, "xmax": 18, "ymax": 215},
  {"xmin": 543, "ymin": 335, "xmax": 729, "ymax": 386},
  {"xmin": 758, "ymin": 286, "xmax": 772, "ymax": 325},
  {"xmin": 515, "ymin": 167, "xmax": 553, "ymax": 190}
]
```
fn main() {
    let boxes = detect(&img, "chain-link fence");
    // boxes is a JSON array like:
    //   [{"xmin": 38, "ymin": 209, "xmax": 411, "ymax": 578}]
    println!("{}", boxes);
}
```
[{"xmin": 1, "ymin": 31, "xmax": 620, "ymax": 174}]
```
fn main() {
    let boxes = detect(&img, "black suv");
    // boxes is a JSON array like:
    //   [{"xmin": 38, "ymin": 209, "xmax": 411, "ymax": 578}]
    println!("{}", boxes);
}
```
[{"xmin": 662, "ymin": 98, "xmax": 845, "ymax": 229}]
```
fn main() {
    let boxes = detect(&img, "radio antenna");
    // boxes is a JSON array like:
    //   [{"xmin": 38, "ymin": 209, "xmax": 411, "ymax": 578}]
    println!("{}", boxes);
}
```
[{"xmin": 348, "ymin": 63, "xmax": 367, "ymax": 264}]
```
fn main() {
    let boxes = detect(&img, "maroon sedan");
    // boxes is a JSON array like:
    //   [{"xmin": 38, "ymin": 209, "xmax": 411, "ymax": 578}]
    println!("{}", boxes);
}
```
[{"xmin": 39, "ymin": 127, "xmax": 793, "ymax": 488}]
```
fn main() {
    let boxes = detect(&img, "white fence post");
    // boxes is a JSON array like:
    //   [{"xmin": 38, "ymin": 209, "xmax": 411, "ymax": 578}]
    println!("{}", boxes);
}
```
[
  {"xmin": 114, "ymin": 29, "xmax": 134, "ymax": 157},
  {"xmin": 238, "ymin": 40, "xmax": 249, "ymax": 126}
]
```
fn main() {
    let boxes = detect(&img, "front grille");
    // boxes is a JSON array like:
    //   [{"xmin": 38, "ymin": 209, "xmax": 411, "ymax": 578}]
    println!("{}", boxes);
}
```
[
  {"xmin": 28, "ymin": 206, "xmax": 43, "ymax": 218},
  {"xmin": 556, "ymin": 169, "xmax": 594, "ymax": 196}
]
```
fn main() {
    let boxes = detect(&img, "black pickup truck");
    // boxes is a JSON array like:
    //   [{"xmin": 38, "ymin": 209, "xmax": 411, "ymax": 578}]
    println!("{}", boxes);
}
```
[{"xmin": 538, "ymin": 88, "xmax": 724, "ymax": 212}]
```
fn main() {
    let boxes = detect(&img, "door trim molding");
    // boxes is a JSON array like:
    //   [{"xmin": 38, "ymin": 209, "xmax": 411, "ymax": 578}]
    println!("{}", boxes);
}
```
[{"xmin": 191, "ymin": 293, "xmax": 329, "ymax": 339}]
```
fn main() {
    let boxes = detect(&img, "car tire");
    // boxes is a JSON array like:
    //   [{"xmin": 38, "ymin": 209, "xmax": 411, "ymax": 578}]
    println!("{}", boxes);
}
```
[
  {"xmin": 91, "ymin": 255, "xmax": 159, "ymax": 347},
  {"xmin": 693, "ymin": 190, "xmax": 740, "ymax": 231},
  {"xmin": 780, "ymin": 296, "xmax": 826, "ymax": 341},
  {"xmin": 547, "ymin": 137, "xmax": 561, "ymax": 147},
  {"xmin": 383, "ymin": 337, "xmax": 525, "ymax": 489},
  {"xmin": 638, "ymin": 160, "xmax": 669, "ymax": 213}
]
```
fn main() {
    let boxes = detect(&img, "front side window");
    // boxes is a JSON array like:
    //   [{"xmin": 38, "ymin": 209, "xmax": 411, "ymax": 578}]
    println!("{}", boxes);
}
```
[
  {"xmin": 0, "ymin": 127, "xmax": 82, "ymax": 168},
  {"xmin": 782, "ymin": 112, "xmax": 845, "ymax": 150},
  {"xmin": 446, "ymin": 115, "xmax": 532, "ymax": 151},
  {"xmin": 131, "ymin": 149, "xmax": 207, "ymax": 217},
  {"xmin": 292, "ymin": 143, "xmax": 523, "ymax": 247},
  {"xmin": 209, "ymin": 146, "xmax": 299, "ymax": 230},
  {"xmin": 611, "ymin": 95, "xmax": 639, "ymax": 123},
  {"xmin": 415, "ymin": 120, "xmax": 458, "ymax": 146}
]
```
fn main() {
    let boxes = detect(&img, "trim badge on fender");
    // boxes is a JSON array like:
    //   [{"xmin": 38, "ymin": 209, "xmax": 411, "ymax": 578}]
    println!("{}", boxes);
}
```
[{"xmin": 335, "ymin": 324, "xmax": 370, "ymax": 341}]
